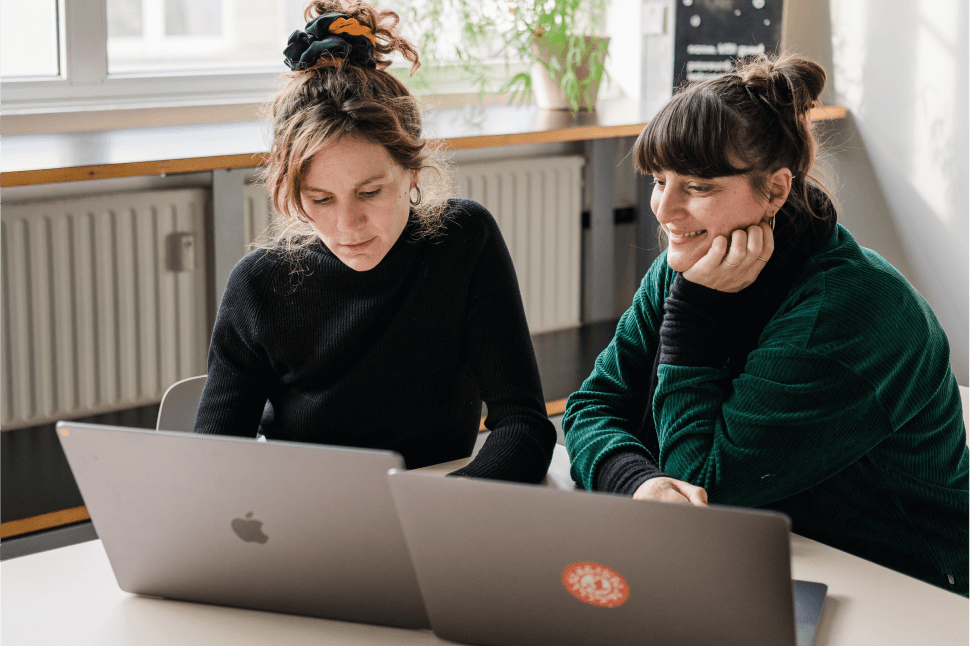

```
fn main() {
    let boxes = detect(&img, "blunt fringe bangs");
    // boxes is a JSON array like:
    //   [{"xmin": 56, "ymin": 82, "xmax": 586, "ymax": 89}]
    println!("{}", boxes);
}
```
[{"xmin": 634, "ymin": 86, "xmax": 750, "ymax": 180}]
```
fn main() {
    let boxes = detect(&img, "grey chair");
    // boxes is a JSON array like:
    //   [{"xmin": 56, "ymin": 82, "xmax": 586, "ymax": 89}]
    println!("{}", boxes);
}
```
[
  {"xmin": 156, "ymin": 375, "xmax": 207, "ymax": 432},
  {"xmin": 157, "ymin": 374, "xmax": 266, "ymax": 440}
]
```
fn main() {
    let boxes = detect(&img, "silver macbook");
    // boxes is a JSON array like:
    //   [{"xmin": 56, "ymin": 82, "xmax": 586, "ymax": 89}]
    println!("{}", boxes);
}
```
[
  {"xmin": 55, "ymin": 422, "xmax": 429, "ymax": 629},
  {"xmin": 388, "ymin": 470, "xmax": 827, "ymax": 646}
]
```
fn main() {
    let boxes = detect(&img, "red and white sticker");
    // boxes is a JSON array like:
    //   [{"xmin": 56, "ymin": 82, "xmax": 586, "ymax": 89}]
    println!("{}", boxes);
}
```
[{"xmin": 561, "ymin": 562, "xmax": 630, "ymax": 608}]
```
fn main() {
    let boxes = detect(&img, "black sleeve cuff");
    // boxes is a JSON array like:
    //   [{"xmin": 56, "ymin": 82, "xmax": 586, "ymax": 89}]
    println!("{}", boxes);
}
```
[
  {"xmin": 594, "ymin": 448, "xmax": 670, "ymax": 496},
  {"xmin": 446, "ymin": 424, "xmax": 554, "ymax": 484},
  {"xmin": 659, "ymin": 273, "xmax": 742, "ymax": 367}
]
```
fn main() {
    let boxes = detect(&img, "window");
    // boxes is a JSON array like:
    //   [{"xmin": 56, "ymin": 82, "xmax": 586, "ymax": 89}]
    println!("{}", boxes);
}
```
[
  {"xmin": 0, "ymin": 0, "xmax": 512, "ymax": 114},
  {"xmin": 0, "ymin": 0, "xmax": 60, "ymax": 78},
  {"xmin": 107, "ymin": 0, "xmax": 306, "ymax": 74}
]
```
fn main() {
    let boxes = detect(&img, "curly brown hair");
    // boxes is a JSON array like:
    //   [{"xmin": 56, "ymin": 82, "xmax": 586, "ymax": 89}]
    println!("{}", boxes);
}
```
[{"xmin": 260, "ymin": 0, "xmax": 453, "ymax": 255}]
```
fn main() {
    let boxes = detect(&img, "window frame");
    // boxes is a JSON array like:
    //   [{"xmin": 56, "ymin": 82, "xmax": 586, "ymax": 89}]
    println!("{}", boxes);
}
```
[
  {"xmin": 2, "ymin": 0, "xmax": 534, "ymax": 114},
  {"xmin": 3, "ymin": 0, "xmax": 326, "ymax": 113}
]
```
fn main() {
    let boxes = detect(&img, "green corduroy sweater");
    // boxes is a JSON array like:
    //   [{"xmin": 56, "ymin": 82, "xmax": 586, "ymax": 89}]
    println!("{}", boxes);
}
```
[{"xmin": 565, "ymin": 224, "xmax": 969, "ymax": 595}]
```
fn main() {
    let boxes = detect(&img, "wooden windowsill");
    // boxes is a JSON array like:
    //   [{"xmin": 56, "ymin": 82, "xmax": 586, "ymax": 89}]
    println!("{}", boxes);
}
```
[{"xmin": 0, "ymin": 98, "xmax": 846, "ymax": 188}]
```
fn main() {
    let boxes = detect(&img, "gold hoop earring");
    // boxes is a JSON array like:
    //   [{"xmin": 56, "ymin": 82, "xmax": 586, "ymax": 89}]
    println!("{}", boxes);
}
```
[{"xmin": 409, "ymin": 186, "xmax": 422, "ymax": 207}]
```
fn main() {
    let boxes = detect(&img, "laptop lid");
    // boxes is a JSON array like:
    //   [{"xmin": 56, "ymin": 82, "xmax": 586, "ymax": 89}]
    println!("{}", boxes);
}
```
[
  {"xmin": 389, "ymin": 470, "xmax": 824, "ymax": 646},
  {"xmin": 56, "ymin": 422, "xmax": 429, "ymax": 629}
]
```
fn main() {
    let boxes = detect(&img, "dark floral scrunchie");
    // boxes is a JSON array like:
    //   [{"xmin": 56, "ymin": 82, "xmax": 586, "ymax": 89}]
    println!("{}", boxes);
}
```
[{"xmin": 283, "ymin": 13, "xmax": 377, "ymax": 71}]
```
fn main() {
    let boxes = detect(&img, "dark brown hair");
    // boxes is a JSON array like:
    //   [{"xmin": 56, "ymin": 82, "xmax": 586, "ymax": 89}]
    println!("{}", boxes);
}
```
[
  {"xmin": 262, "ymin": 0, "xmax": 450, "ymax": 250},
  {"xmin": 634, "ymin": 53, "xmax": 828, "ymax": 228}
]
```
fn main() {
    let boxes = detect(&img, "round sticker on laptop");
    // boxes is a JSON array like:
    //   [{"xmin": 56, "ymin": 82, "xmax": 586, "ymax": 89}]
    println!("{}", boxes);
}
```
[{"xmin": 562, "ymin": 562, "xmax": 630, "ymax": 608}]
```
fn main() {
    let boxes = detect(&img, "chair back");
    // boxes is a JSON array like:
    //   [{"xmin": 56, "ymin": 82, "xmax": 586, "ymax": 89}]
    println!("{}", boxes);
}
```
[{"xmin": 156, "ymin": 375, "xmax": 208, "ymax": 432}]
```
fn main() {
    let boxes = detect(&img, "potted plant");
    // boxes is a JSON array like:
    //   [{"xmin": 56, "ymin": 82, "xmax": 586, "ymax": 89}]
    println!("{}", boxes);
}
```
[{"xmin": 404, "ymin": 0, "xmax": 610, "ymax": 113}]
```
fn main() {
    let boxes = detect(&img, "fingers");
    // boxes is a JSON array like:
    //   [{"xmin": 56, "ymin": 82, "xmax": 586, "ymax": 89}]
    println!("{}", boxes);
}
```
[
  {"xmin": 669, "ymin": 479, "xmax": 709, "ymax": 507},
  {"xmin": 716, "ymin": 223, "xmax": 774, "ymax": 285},
  {"xmin": 721, "ymin": 228, "xmax": 748, "ymax": 268},
  {"xmin": 746, "ymin": 223, "xmax": 763, "ymax": 259},
  {"xmin": 759, "ymin": 219, "xmax": 775, "ymax": 261},
  {"xmin": 634, "ymin": 478, "xmax": 690, "ymax": 504},
  {"xmin": 681, "ymin": 218, "xmax": 774, "ymax": 292},
  {"xmin": 690, "ymin": 233, "xmax": 729, "ymax": 275},
  {"xmin": 659, "ymin": 488, "xmax": 692, "ymax": 505},
  {"xmin": 736, "ymin": 224, "xmax": 764, "ymax": 272},
  {"xmin": 686, "ymin": 485, "xmax": 709, "ymax": 507},
  {"xmin": 633, "ymin": 478, "xmax": 709, "ymax": 507},
  {"xmin": 724, "ymin": 225, "xmax": 769, "ymax": 268}
]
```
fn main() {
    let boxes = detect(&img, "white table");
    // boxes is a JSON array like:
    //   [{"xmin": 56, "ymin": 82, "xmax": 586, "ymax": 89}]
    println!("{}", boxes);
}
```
[{"xmin": 2, "ymin": 445, "xmax": 967, "ymax": 646}]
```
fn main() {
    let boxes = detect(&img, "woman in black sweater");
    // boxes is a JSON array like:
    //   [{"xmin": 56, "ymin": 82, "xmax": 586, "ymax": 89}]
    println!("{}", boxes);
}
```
[{"xmin": 193, "ymin": 1, "xmax": 555, "ymax": 482}]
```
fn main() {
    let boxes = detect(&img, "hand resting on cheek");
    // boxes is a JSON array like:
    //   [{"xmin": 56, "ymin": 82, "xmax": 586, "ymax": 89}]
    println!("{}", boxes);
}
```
[{"xmin": 682, "ymin": 219, "xmax": 775, "ymax": 293}]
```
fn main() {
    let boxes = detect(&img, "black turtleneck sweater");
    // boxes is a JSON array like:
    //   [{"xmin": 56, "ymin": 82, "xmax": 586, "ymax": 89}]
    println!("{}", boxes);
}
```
[{"xmin": 194, "ymin": 199, "xmax": 555, "ymax": 483}]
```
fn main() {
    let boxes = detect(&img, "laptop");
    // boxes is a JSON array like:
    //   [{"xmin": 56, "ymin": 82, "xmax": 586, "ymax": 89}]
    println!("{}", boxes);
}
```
[
  {"xmin": 55, "ymin": 422, "xmax": 429, "ymax": 629},
  {"xmin": 388, "ymin": 470, "xmax": 827, "ymax": 646}
]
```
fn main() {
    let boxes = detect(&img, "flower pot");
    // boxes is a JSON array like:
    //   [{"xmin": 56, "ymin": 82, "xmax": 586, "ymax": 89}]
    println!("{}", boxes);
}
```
[{"xmin": 530, "ymin": 35, "xmax": 610, "ymax": 112}]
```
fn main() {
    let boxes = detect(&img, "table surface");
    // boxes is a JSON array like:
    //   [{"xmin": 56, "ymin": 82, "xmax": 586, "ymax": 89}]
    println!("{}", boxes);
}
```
[
  {"xmin": 2, "ymin": 445, "xmax": 966, "ymax": 646},
  {"xmin": 0, "ymin": 99, "xmax": 846, "ymax": 186}
]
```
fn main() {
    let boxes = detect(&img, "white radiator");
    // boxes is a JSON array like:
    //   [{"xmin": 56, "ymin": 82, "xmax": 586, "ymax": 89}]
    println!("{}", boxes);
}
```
[
  {"xmin": 242, "ymin": 155, "xmax": 584, "ymax": 334},
  {"xmin": 1, "ymin": 158, "xmax": 582, "ymax": 429},
  {"xmin": 244, "ymin": 183, "xmax": 275, "ymax": 252},
  {"xmin": 456, "ymin": 156, "xmax": 584, "ymax": 334},
  {"xmin": 1, "ymin": 189, "xmax": 210, "ymax": 430}
]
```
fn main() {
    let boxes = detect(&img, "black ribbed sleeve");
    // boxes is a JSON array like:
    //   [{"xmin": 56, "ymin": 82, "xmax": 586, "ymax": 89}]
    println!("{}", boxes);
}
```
[
  {"xmin": 594, "ymin": 449, "xmax": 670, "ymax": 496},
  {"xmin": 659, "ymin": 274, "xmax": 743, "ymax": 368}
]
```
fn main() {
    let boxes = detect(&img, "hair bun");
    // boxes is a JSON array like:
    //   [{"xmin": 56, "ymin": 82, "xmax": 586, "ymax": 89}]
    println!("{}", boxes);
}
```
[
  {"xmin": 297, "ymin": 0, "xmax": 421, "ymax": 74},
  {"xmin": 284, "ymin": 13, "xmax": 377, "ymax": 70},
  {"xmin": 739, "ymin": 54, "xmax": 825, "ymax": 116}
]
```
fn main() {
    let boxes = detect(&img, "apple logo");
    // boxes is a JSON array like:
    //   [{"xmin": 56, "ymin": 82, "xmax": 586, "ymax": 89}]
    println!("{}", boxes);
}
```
[{"xmin": 231, "ymin": 512, "xmax": 269, "ymax": 544}]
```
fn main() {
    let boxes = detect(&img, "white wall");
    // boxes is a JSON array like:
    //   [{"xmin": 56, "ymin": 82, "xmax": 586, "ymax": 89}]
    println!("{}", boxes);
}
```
[{"xmin": 787, "ymin": 0, "xmax": 969, "ymax": 383}]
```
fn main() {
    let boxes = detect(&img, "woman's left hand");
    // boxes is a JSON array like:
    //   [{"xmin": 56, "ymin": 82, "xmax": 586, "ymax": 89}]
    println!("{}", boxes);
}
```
[{"xmin": 682, "ymin": 220, "xmax": 775, "ymax": 293}]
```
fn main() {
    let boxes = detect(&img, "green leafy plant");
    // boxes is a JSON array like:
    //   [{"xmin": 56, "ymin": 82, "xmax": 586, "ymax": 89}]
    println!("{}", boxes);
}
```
[{"xmin": 403, "ymin": 0, "xmax": 609, "ymax": 112}]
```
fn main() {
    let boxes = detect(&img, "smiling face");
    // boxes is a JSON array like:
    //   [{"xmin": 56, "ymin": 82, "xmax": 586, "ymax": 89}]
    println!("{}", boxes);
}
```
[
  {"xmin": 300, "ymin": 136, "xmax": 418, "ymax": 272},
  {"xmin": 650, "ymin": 171, "xmax": 773, "ymax": 273}
]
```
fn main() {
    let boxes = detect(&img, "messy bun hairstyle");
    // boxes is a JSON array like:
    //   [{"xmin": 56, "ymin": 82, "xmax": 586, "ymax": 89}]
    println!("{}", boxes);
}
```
[
  {"xmin": 261, "ymin": 0, "xmax": 452, "ymax": 254},
  {"xmin": 634, "ymin": 53, "xmax": 830, "ymax": 238}
]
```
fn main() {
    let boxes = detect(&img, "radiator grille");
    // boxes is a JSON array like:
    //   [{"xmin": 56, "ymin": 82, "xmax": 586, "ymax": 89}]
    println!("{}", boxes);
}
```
[
  {"xmin": 244, "ymin": 185, "xmax": 275, "ymax": 252},
  {"xmin": 241, "ymin": 155, "xmax": 584, "ymax": 333},
  {"xmin": 2, "ymin": 158, "xmax": 582, "ymax": 428},
  {"xmin": 456, "ymin": 156, "xmax": 583, "ymax": 333},
  {"xmin": 1, "ymin": 189, "xmax": 209, "ymax": 429}
]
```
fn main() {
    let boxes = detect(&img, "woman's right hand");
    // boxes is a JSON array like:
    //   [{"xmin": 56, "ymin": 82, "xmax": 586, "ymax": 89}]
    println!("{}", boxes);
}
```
[
  {"xmin": 633, "ymin": 477, "xmax": 709, "ymax": 506},
  {"xmin": 681, "ymin": 220, "xmax": 774, "ymax": 294}
]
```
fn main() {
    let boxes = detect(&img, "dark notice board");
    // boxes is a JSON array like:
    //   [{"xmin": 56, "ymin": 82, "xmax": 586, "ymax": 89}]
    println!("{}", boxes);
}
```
[{"xmin": 672, "ymin": 0, "xmax": 784, "ymax": 88}]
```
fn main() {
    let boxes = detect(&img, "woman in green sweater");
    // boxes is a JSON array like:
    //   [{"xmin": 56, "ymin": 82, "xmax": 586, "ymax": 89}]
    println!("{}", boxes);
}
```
[{"xmin": 563, "ymin": 54, "xmax": 969, "ymax": 595}]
